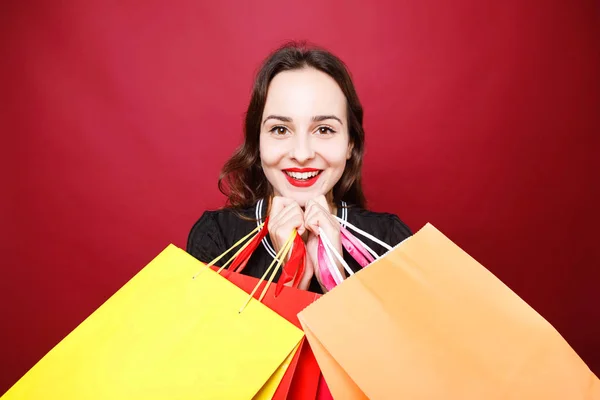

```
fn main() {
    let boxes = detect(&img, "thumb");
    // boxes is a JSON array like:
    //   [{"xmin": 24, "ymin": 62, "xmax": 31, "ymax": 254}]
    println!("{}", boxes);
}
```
[{"xmin": 297, "ymin": 223, "xmax": 306, "ymax": 236}]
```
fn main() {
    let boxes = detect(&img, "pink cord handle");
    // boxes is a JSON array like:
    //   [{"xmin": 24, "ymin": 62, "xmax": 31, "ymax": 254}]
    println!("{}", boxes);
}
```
[
  {"xmin": 340, "ymin": 225, "xmax": 375, "ymax": 268},
  {"xmin": 317, "ymin": 237, "xmax": 338, "ymax": 291}
]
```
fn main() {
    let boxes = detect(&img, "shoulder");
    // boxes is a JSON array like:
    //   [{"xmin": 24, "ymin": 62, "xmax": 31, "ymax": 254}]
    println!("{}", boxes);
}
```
[
  {"xmin": 346, "ymin": 205, "xmax": 411, "ymax": 229},
  {"xmin": 194, "ymin": 205, "xmax": 255, "ymax": 226},
  {"xmin": 344, "ymin": 205, "xmax": 412, "ymax": 247},
  {"xmin": 187, "ymin": 204, "xmax": 258, "ymax": 252}
]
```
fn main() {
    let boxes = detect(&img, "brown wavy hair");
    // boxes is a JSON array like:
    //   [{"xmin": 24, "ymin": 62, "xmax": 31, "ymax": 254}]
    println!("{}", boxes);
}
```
[{"xmin": 218, "ymin": 41, "xmax": 367, "ymax": 209}]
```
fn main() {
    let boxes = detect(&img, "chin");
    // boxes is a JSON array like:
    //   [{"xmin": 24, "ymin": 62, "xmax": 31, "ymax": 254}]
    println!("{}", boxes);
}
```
[{"xmin": 281, "ymin": 191, "xmax": 317, "ymax": 208}]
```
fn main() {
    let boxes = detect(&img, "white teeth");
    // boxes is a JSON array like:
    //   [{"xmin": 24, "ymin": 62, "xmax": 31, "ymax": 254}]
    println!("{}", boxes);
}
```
[{"xmin": 286, "ymin": 170, "xmax": 320, "ymax": 180}]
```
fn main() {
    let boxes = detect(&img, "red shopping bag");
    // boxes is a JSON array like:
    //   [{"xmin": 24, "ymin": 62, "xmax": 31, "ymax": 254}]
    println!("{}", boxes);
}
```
[
  {"xmin": 316, "ymin": 375, "xmax": 334, "ymax": 400},
  {"xmin": 205, "ymin": 223, "xmax": 320, "ymax": 399},
  {"xmin": 211, "ymin": 266, "xmax": 321, "ymax": 399}
]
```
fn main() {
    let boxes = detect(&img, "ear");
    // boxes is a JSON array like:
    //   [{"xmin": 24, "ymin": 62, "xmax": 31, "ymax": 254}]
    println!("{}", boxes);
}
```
[{"xmin": 346, "ymin": 141, "xmax": 354, "ymax": 160}]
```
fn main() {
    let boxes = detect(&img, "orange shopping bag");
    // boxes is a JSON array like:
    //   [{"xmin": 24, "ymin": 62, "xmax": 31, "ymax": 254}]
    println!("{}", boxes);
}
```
[{"xmin": 298, "ymin": 223, "xmax": 600, "ymax": 399}]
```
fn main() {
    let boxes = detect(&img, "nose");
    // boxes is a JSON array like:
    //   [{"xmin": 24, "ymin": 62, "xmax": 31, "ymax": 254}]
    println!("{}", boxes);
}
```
[{"xmin": 289, "ymin": 133, "xmax": 315, "ymax": 163}]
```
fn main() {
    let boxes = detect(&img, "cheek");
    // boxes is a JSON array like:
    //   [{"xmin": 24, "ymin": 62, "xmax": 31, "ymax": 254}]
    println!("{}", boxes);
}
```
[
  {"xmin": 321, "ymin": 142, "xmax": 350, "ymax": 168},
  {"xmin": 259, "ymin": 138, "xmax": 279, "ymax": 167}
]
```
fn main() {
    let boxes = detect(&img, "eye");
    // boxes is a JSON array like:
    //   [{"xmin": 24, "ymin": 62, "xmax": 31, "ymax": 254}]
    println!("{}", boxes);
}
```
[
  {"xmin": 316, "ymin": 126, "xmax": 336, "ymax": 135},
  {"xmin": 269, "ymin": 125, "xmax": 289, "ymax": 136}
]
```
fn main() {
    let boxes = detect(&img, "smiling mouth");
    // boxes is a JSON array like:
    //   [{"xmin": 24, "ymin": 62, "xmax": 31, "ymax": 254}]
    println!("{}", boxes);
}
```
[
  {"xmin": 282, "ymin": 169, "xmax": 323, "ymax": 188},
  {"xmin": 284, "ymin": 170, "xmax": 322, "ymax": 181}
]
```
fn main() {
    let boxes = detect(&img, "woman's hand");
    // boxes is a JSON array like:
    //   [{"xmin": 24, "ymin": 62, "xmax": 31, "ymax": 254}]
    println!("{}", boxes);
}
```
[
  {"xmin": 268, "ymin": 196, "xmax": 315, "ymax": 290},
  {"xmin": 304, "ymin": 195, "xmax": 345, "ymax": 289},
  {"xmin": 268, "ymin": 196, "xmax": 305, "ymax": 255},
  {"xmin": 268, "ymin": 195, "xmax": 344, "ymax": 292}
]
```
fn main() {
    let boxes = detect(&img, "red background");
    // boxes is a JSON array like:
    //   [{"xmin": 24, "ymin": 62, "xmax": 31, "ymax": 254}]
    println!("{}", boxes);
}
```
[{"xmin": 1, "ymin": 0, "xmax": 599, "ymax": 393}]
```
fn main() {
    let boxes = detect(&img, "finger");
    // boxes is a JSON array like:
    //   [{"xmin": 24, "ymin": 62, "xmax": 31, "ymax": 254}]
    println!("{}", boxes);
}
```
[
  {"xmin": 303, "ymin": 199, "xmax": 315, "ymax": 221},
  {"xmin": 304, "ymin": 199, "xmax": 328, "ymax": 219},
  {"xmin": 303, "ymin": 201, "xmax": 317, "ymax": 233},
  {"xmin": 271, "ymin": 201, "xmax": 305, "ymax": 242},
  {"xmin": 306, "ymin": 218, "xmax": 329, "ymax": 237},
  {"xmin": 305, "ymin": 196, "xmax": 333, "ymax": 225},
  {"xmin": 269, "ymin": 199, "xmax": 299, "ymax": 251},
  {"xmin": 304, "ymin": 210, "xmax": 326, "ymax": 235},
  {"xmin": 303, "ymin": 201, "xmax": 319, "ymax": 233},
  {"xmin": 287, "ymin": 202, "xmax": 307, "ymax": 235},
  {"xmin": 304, "ymin": 202, "xmax": 336, "ymax": 233},
  {"xmin": 269, "ymin": 196, "xmax": 295, "ymax": 220},
  {"xmin": 271, "ymin": 216, "xmax": 304, "ymax": 259},
  {"xmin": 278, "ymin": 211, "xmax": 305, "ymax": 232},
  {"xmin": 270, "ymin": 198, "xmax": 299, "ymax": 229},
  {"xmin": 314, "ymin": 194, "xmax": 330, "ymax": 211},
  {"xmin": 304, "ymin": 199, "xmax": 329, "ymax": 221},
  {"xmin": 277, "ymin": 201, "xmax": 304, "ymax": 226},
  {"xmin": 277, "ymin": 207, "xmax": 306, "ymax": 236}
]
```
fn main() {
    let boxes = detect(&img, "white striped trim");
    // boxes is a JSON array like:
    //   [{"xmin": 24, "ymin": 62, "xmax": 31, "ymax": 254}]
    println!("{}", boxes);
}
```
[
  {"xmin": 256, "ymin": 198, "xmax": 277, "ymax": 259},
  {"xmin": 340, "ymin": 201, "xmax": 348, "ymax": 228}
]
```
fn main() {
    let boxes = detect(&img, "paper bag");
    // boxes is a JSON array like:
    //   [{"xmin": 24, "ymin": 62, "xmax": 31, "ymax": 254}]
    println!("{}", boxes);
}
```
[
  {"xmin": 298, "ymin": 223, "xmax": 600, "ymax": 399},
  {"xmin": 2, "ymin": 245, "xmax": 303, "ymax": 400},
  {"xmin": 218, "ymin": 267, "xmax": 321, "ymax": 400}
]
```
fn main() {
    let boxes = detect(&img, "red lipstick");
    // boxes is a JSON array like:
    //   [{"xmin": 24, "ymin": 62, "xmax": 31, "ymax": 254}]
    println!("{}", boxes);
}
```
[{"xmin": 282, "ymin": 168, "xmax": 322, "ymax": 188}]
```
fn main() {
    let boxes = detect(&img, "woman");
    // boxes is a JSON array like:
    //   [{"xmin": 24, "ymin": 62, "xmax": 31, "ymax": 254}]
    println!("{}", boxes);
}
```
[{"xmin": 187, "ymin": 42, "xmax": 411, "ymax": 293}]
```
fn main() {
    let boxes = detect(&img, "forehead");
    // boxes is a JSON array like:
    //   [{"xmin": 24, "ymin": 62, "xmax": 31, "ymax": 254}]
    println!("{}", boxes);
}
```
[{"xmin": 263, "ymin": 67, "xmax": 347, "ymax": 121}]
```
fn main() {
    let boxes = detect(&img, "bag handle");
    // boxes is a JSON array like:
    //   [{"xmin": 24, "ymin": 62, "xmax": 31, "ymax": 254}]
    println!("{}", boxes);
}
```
[
  {"xmin": 239, "ymin": 229, "xmax": 296, "ymax": 313},
  {"xmin": 318, "ymin": 235, "xmax": 342, "ymax": 291},
  {"xmin": 192, "ymin": 222, "xmax": 266, "ymax": 279},
  {"xmin": 222, "ymin": 217, "xmax": 270, "ymax": 278},
  {"xmin": 276, "ymin": 234, "xmax": 306, "ymax": 296},
  {"xmin": 340, "ymin": 226, "xmax": 375, "ymax": 267},
  {"xmin": 220, "ymin": 217, "xmax": 306, "ymax": 295},
  {"xmin": 317, "ymin": 217, "xmax": 394, "ymax": 289},
  {"xmin": 193, "ymin": 222, "xmax": 305, "ymax": 312},
  {"xmin": 334, "ymin": 215, "xmax": 393, "ymax": 252},
  {"xmin": 319, "ymin": 227, "xmax": 354, "ymax": 277}
]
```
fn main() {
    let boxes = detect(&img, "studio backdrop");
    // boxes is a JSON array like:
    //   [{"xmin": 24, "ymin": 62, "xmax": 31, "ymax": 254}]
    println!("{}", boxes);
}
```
[{"xmin": 1, "ymin": 0, "xmax": 599, "ymax": 394}]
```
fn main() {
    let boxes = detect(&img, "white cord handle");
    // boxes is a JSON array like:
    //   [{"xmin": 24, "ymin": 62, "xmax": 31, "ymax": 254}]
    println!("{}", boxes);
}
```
[
  {"xmin": 319, "ymin": 227, "xmax": 354, "ymax": 278},
  {"xmin": 334, "ymin": 216, "xmax": 393, "ymax": 251}
]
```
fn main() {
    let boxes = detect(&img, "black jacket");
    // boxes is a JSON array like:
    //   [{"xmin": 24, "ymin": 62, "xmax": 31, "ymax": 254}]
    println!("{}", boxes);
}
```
[{"xmin": 187, "ymin": 199, "xmax": 411, "ymax": 293}]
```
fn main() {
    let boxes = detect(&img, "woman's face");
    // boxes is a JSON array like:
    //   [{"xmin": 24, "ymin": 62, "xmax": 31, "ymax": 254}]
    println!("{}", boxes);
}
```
[{"xmin": 259, "ymin": 67, "xmax": 352, "ymax": 208}]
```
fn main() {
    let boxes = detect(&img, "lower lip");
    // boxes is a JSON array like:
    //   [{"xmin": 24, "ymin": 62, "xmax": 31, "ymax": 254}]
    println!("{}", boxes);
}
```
[{"xmin": 284, "ymin": 171, "xmax": 321, "ymax": 187}]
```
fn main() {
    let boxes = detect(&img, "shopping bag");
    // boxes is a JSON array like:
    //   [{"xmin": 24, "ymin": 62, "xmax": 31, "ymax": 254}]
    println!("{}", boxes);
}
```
[
  {"xmin": 299, "ymin": 223, "xmax": 600, "ymax": 399},
  {"xmin": 315, "ymin": 375, "xmax": 334, "ymax": 400},
  {"xmin": 212, "ymin": 266, "xmax": 321, "ymax": 400},
  {"xmin": 286, "ymin": 340, "xmax": 322, "ymax": 400},
  {"xmin": 200, "ymin": 223, "xmax": 320, "ymax": 399},
  {"xmin": 2, "ymin": 244, "xmax": 303, "ymax": 400}
]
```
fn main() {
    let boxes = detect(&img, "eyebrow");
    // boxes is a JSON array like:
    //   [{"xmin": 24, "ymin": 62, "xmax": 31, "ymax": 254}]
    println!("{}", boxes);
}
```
[{"xmin": 262, "ymin": 114, "xmax": 344, "ymax": 126}]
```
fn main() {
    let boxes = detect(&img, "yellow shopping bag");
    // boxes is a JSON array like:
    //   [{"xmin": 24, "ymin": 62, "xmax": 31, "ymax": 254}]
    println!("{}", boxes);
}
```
[{"xmin": 2, "ymin": 245, "xmax": 303, "ymax": 400}]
